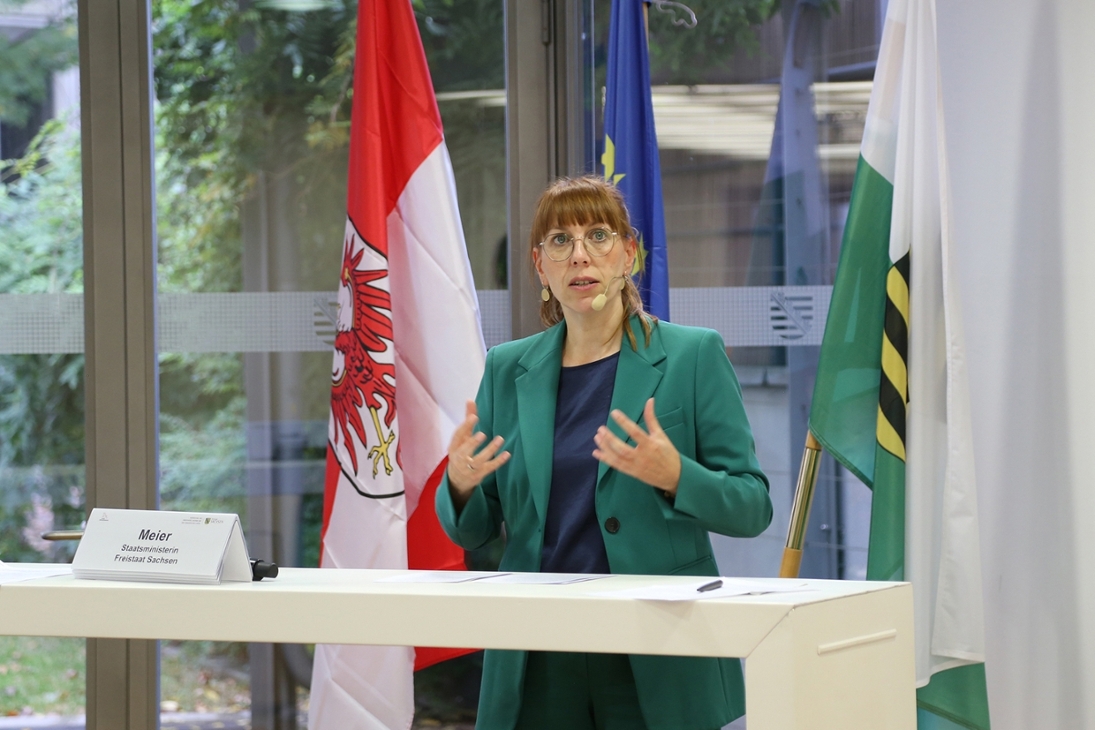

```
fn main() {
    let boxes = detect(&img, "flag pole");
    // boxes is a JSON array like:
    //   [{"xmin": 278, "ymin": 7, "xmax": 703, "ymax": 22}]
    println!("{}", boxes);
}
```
[{"xmin": 780, "ymin": 431, "xmax": 823, "ymax": 578}]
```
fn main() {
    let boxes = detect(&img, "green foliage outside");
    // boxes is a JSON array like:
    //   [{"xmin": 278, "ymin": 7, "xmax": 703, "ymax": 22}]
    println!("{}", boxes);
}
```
[
  {"xmin": 160, "ymin": 640, "xmax": 251, "ymax": 714},
  {"xmin": 0, "ymin": 636, "xmax": 254, "ymax": 717},
  {"xmin": 0, "ymin": 119, "xmax": 85, "ymax": 563},
  {"xmin": 0, "ymin": 637, "xmax": 84, "ymax": 716},
  {"xmin": 645, "ymin": 0, "xmax": 780, "ymax": 83},
  {"xmin": 152, "ymin": 0, "xmax": 361, "ymax": 534},
  {"xmin": 414, "ymin": 0, "xmax": 504, "ymax": 91},
  {"xmin": 0, "ymin": 13, "xmax": 77, "ymax": 128}
]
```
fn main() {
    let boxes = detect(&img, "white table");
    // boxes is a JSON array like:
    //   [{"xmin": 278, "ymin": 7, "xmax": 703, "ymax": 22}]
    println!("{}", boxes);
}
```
[{"xmin": 0, "ymin": 568, "xmax": 915, "ymax": 729}]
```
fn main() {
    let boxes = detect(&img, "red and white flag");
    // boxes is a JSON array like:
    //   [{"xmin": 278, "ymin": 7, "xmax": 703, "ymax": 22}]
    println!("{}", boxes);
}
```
[{"xmin": 309, "ymin": 0, "xmax": 486, "ymax": 727}]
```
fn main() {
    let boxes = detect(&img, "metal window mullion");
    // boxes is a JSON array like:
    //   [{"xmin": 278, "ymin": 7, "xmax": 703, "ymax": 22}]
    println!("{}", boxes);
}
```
[
  {"xmin": 556, "ymin": 0, "xmax": 595, "ymax": 178},
  {"xmin": 505, "ymin": 0, "xmax": 593, "ymax": 341},
  {"xmin": 79, "ymin": 0, "xmax": 159, "ymax": 728},
  {"xmin": 506, "ymin": 0, "xmax": 550, "ymax": 339},
  {"xmin": 120, "ymin": 0, "xmax": 159, "ymax": 508}
]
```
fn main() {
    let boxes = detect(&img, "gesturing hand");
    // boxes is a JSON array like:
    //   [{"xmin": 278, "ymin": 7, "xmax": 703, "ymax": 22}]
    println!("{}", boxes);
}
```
[
  {"xmin": 446, "ymin": 400, "xmax": 510, "ymax": 505},
  {"xmin": 593, "ymin": 398, "xmax": 681, "ymax": 495}
]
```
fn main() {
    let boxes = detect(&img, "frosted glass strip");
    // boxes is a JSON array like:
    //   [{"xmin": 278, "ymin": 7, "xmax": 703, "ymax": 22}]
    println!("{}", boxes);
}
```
[
  {"xmin": 476, "ymin": 289, "xmax": 511, "ymax": 350},
  {"xmin": 158, "ymin": 292, "xmax": 333, "ymax": 353},
  {"xmin": 0, "ymin": 287, "xmax": 831, "ymax": 355},
  {"xmin": 669, "ymin": 286, "xmax": 832, "ymax": 347},
  {"xmin": 0, "ymin": 293, "xmax": 84, "ymax": 354}
]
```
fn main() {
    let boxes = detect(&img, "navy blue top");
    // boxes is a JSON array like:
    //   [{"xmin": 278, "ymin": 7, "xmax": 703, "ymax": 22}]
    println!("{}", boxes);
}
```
[{"xmin": 540, "ymin": 352, "xmax": 619, "ymax": 574}]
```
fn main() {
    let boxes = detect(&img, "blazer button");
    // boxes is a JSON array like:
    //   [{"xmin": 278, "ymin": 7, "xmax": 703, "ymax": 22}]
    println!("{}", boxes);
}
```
[{"xmin": 604, "ymin": 517, "xmax": 620, "ymax": 534}]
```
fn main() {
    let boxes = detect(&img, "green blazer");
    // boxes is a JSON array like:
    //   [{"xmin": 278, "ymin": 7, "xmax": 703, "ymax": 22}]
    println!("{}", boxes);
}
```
[{"xmin": 436, "ymin": 316, "xmax": 772, "ymax": 730}]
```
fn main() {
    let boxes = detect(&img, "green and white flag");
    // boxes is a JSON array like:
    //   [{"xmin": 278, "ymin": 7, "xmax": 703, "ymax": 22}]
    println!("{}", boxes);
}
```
[{"xmin": 809, "ymin": 0, "xmax": 990, "ymax": 727}]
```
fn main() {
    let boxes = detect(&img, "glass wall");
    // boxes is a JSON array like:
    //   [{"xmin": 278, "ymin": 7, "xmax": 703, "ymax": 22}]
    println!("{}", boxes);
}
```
[
  {"xmin": 150, "ymin": 0, "xmax": 505, "ymax": 725},
  {"xmin": 0, "ymin": 0, "xmax": 86, "ymax": 719},
  {"xmin": 591, "ymin": 0, "xmax": 881, "ymax": 582},
  {"xmin": 0, "ymin": 0, "xmax": 884, "ymax": 726}
]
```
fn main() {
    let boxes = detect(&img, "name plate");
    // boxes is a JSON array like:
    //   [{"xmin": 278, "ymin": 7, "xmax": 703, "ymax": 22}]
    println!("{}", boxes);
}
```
[{"xmin": 72, "ymin": 509, "xmax": 252, "ymax": 584}]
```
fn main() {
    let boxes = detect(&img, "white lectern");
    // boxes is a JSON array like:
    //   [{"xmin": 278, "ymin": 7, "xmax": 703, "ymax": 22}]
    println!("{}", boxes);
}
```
[{"xmin": 0, "ymin": 568, "xmax": 915, "ymax": 729}]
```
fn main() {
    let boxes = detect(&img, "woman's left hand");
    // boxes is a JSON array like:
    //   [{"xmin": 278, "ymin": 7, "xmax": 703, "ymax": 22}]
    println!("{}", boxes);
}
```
[{"xmin": 593, "ymin": 397, "xmax": 681, "ymax": 495}]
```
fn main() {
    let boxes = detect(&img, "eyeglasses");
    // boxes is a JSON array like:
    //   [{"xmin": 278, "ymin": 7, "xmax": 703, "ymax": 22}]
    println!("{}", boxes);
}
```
[{"xmin": 538, "ymin": 227, "xmax": 619, "ymax": 262}]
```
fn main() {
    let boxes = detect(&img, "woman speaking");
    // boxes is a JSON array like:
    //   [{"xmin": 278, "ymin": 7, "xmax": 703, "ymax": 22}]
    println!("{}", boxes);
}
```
[{"xmin": 436, "ymin": 176, "xmax": 773, "ymax": 730}]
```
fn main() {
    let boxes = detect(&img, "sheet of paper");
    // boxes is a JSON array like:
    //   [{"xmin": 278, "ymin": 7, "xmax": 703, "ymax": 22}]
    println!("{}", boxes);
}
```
[
  {"xmin": 375, "ymin": 571, "xmax": 506, "ymax": 584},
  {"xmin": 0, "ymin": 564, "xmax": 72, "ymax": 586},
  {"xmin": 374, "ymin": 571, "xmax": 608, "ymax": 585},
  {"xmin": 594, "ymin": 578, "xmax": 814, "ymax": 602},
  {"xmin": 474, "ymin": 572, "xmax": 609, "ymax": 585}
]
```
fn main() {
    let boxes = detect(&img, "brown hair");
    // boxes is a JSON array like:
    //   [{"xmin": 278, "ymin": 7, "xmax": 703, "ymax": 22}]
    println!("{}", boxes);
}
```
[{"xmin": 529, "ymin": 176, "xmax": 655, "ymax": 349}]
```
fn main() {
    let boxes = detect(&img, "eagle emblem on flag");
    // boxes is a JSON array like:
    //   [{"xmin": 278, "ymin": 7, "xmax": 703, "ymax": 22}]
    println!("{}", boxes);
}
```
[{"xmin": 329, "ymin": 219, "xmax": 400, "ymax": 494}]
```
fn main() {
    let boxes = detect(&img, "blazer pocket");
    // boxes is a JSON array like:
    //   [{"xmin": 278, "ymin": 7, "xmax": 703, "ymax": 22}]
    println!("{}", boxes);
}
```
[
  {"xmin": 653, "ymin": 406, "xmax": 684, "ymax": 432},
  {"xmin": 668, "ymin": 554, "xmax": 718, "ymax": 576}
]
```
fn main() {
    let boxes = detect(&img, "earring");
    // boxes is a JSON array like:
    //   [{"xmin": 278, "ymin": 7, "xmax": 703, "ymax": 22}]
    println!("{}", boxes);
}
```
[{"xmin": 540, "ymin": 285, "xmax": 551, "ymax": 302}]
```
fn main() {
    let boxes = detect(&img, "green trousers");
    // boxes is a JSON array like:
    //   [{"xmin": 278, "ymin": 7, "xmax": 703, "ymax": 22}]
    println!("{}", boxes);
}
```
[{"xmin": 514, "ymin": 652, "xmax": 649, "ymax": 730}]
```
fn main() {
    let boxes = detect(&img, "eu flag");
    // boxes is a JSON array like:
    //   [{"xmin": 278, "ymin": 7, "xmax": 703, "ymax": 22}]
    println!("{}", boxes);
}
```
[{"xmin": 603, "ymin": 0, "xmax": 670, "ymax": 320}]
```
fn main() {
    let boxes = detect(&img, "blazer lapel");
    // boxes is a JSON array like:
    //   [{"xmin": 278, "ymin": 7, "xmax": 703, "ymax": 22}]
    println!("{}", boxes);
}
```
[
  {"xmin": 515, "ymin": 323, "xmax": 566, "ymax": 523},
  {"xmin": 597, "ymin": 317, "xmax": 666, "ymax": 487}
]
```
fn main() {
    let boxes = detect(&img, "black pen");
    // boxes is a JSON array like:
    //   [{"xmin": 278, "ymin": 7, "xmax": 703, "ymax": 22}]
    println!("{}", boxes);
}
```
[{"xmin": 696, "ymin": 579, "xmax": 723, "ymax": 593}]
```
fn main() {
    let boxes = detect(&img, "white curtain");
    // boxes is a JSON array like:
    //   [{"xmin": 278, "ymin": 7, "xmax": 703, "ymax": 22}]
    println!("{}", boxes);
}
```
[{"xmin": 937, "ymin": 1, "xmax": 1095, "ymax": 727}]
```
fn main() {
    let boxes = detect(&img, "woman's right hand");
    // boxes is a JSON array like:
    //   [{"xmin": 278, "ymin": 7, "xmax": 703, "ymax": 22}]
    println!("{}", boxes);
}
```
[{"xmin": 447, "ymin": 400, "xmax": 510, "ymax": 505}]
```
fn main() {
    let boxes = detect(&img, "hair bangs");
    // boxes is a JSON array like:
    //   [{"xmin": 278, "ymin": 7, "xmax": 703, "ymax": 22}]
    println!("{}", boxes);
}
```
[
  {"xmin": 529, "ymin": 176, "xmax": 631, "ymax": 248},
  {"xmin": 543, "ymin": 189, "xmax": 619, "ymax": 230}
]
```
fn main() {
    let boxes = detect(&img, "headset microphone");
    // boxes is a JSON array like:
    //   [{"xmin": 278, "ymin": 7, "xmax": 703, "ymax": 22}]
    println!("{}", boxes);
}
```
[{"xmin": 591, "ymin": 274, "xmax": 625, "ymax": 312}]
